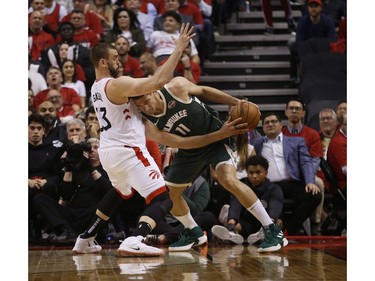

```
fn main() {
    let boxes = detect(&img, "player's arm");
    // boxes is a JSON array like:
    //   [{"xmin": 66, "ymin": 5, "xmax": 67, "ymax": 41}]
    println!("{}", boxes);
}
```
[
  {"xmin": 168, "ymin": 76, "xmax": 240, "ymax": 106},
  {"xmin": 144, "ymin": 118, "xmax": 249, "ymax": 150},
  {"xmin": 107, "ymin": 23, "xmax": 196, "ymax": 103}
]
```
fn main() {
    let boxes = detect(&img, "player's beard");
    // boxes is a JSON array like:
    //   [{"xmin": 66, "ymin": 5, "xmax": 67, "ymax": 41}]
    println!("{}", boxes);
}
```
[{"xmin": 108, "ymin": 63, "xmax": 119, "ymax": 78}]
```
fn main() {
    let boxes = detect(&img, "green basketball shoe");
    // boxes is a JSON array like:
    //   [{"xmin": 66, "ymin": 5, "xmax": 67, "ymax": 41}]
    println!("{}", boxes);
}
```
[
  {"xmin": 169, "ymin": 226, "xmax": 207, "ymax": 252},
  {"xmin": 258, "ymin": 224, "xmax": 288, "ymax": 253}
]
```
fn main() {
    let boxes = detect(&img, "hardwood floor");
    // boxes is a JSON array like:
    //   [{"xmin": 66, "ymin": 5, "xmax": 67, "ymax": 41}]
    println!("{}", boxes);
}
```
[{"xmin": 29, "ymin": 236, "xmax": 346, "ymax": 280}]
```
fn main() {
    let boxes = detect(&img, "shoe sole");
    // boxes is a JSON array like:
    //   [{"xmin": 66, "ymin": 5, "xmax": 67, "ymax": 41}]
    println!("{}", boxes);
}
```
[
  {"xmin": 117, "ymin": 249, "xmax": 164, "ymax": 257},
  {"xmin": 168, "ymin": 234, "xmax": 207, "ymax": 252},
  {"xmin": 258, "ymin": 238, "xmax": 289, "ymax": 253},
  {"xmin": 212, "ymin": 226, "xmax": 244, "ymax": 245}
]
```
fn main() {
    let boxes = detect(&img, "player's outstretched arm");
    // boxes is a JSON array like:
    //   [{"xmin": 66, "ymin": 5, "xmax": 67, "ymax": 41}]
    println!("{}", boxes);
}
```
[
  {"xmin": 109, "ymin": 23, "xmax": 196, "ymax": 101},
  {"xmin": 145, "ymin": 118, "xmax": 249, "ymax": 150}
]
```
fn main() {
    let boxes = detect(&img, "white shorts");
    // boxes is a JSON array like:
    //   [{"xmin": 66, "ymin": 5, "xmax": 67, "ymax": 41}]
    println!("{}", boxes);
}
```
[{"xmin": 99, "ymin": 145, "xmax": 166, "ymax": 203}]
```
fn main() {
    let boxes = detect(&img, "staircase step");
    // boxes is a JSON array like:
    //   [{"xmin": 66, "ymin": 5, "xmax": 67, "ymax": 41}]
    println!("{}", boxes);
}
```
[
  {"xmin": 214, "ymin": 34, "xmax": 294, "ymax": 50},
  {"xmin": 210, "ymin": 47, "xmax": 290, "ymax": 62},
  {"xmin": 204, "ymin": 61, "xmax": 290, "ymax": 75},
  {"xmin": 237, "ymin": 10, "xmax": 302, "ymax": 22}
]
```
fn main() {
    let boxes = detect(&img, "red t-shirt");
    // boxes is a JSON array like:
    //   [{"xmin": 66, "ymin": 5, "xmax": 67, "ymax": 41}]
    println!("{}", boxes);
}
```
[
  {"xmin": 34, "ymin": 87, "xmax": 82, "ymax": 109},
  {"xmin": 327, "ymin": 130, "xmax": 347, "ymax": 190},
  {"xmin": 61, "ymin": 11, "xmax": 103, "ymax": 37},
  {"xmin": 123, "ymin": 56, "xmax": 145, "ymax": 78},
  {"xmin": 179, "ymin": 2, "xmax": 204, "ymax": 25},
  {"xmin": 29, "ymin": 31, "xmax": 55, "ymax": 60}
]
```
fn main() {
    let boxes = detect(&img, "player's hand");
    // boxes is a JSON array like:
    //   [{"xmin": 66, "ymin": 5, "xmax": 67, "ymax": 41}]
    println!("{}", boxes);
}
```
[
  {"xmin": 220, "ymin": 118, "xmax": 249, "ymax": 138},
  {"xmin": 172, "ymin": 23, "xmax": 196, "ymax": 50}
]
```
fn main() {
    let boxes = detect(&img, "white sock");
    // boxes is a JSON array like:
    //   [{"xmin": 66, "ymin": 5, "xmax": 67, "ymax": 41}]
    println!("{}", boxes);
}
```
[
  {"xmin": 174, "ymin": 212, "xmax": 198, "ymax": 229},
  {"xmin": 247, "ymin": 199, "xmax": 273, "ymax": 226}
]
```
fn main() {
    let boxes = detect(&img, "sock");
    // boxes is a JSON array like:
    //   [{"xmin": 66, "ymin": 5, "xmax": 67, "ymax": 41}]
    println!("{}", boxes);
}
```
[
  {"xmin": 80, "ymin": 216, "xmax": 107, "ymax": 239},
  {"xmin": 132, "ymin": 222, "xmax": 153, "ymax": 238},
  {"xmin": 247, "ymin": 199, "xmax": 273, "ymax": 227},
  {"xmin": 174, "ymin": 212, "xmax": 198, "ymax": 229}
]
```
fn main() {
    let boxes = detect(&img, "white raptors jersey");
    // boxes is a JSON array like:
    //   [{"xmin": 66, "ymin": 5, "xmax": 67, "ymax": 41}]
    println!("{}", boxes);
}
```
[{"xmin": 91, "ymin": 77, "xmax": 146, "ymax": 149}]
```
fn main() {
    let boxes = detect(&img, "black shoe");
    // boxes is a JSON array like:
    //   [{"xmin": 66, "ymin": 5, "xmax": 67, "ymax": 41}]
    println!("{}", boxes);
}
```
[{"xmin": 265, "ymin": 27, "xmax": 275, "ymax": 35}]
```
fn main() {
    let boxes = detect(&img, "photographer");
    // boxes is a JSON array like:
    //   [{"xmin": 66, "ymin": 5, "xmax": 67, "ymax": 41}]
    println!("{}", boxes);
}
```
[{"xmin": 33, "ymin": 119, "xmax": 114, "ymax": 245}]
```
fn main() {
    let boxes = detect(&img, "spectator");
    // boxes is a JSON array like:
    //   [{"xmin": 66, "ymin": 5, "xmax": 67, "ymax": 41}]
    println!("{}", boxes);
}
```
[
  {"xmin": 29, "ymin": 87, "xmax": 36, "ymax": 116},
  {"xmin": 37, "ymin": 100, "xmax": 68, "ymax": 147},
  {"xmin": 327, "ymin": 112, "xmax": 346, "ymax": 197},
  {"xmin": 29, "ymin": 57, "xmax": 48, "ymax": 95},
  {"xmin": 288, "ymin": 0, "xmax": 337, "ymax": 82},
  {"xmin": 29, "ymin": 10, "xmax": 56, "ymax": 61},
  {"xmin": 61, "ymin": 59, "xmax": 87, "ymax": 108},
  {"xmin": 281, "ymin": 99, "xmax": 325, "ymax": 235},
  {"xmin": 153, "ymin": 0, "xmax": 199, "ymax": 47},
  {"xmin": 139, "ymin": 51, "xmax": 159, "ymax": 77},
  {"xmin": 33, "ymin": 126, "xmax": 114, "ymax": 245},
  {"xmin": 260, "ymin": 0, "xmax": 296, "ymax": 34},
  {"xmin": 61, "ymin": 0, "xmax": 104, "ymax": 38},
  {"xmin": 159, "ymin": 40, "xmax": 201, "ymax": 83},
  {"xmin": 28, "ymin": 113, "xmax": 64, "ymax": 242},
  {"xmin": 125, "ymin": 0, "xmax": 155, "ymax": 42},
  {"xmin": 115, "ymin": 36, "xmax": 145, "ymax": 78},
  {"xmin": 34, "ymin": 66, "xmax": 82, "ymax": 113},
  {"xmin": 253, "ymin": 113, "xmax": 322, "ymax": 235},
  {"xmin": 47, "ymin": 89, "xmax": 77, "ymax": 124},
  {"xmin": 84, "ymin": 106, "xmax": 101, "ymax": 139},
  {"xmin": 336, "ymin": 100, "xmax": 347, "ymax": 120},
  {"xmin": 68, "ymin": 9, "xmax": 100, "ymax": 48},
  {"xmin": 147, "ymin": 11, "xmax": 200, "ymax": 64},
  {"xmin": 211, "ymin": 155, "xmax": 284, "ymax": 245},
  {"xmin": 88, "ymin": 0, "xmax": 114, "ymax": 33},
  {"xmin": 103, "ymin": 7, "xmax": 146, "ymax": 57},
  {"xmin": 43, "ymin": 0, "xmax": 69, "ymax": 36}
]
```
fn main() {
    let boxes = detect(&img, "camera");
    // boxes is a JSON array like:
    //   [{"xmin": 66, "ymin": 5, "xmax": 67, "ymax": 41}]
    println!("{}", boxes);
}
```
[{"xmin": 65, "ymin": 141, "xmax": 92, "ymax": 165}]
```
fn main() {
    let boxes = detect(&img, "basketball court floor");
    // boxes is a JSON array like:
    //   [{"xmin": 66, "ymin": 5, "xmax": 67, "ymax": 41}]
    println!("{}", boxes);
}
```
[{"xmin": 29, "ymin": 235, "xmax": 346, "ymax": 280}]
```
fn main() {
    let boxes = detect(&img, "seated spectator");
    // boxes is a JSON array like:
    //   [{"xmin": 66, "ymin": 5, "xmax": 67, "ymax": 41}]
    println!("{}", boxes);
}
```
[
  {"xmin": 125, "ymin": 0, "xmax": 155, "ymax": 42},
  {"xmin": 139, "ymin": 51, "xmax": 158, "ymax": 77},
  {"xmin": 47, "ymin": 89, "xmax": 77, "ymax": 124},
  {"xmin": 281, "ymin": 99, "xmax": 325, "ymax": 235},
  {"xmin": 29, "ymin": 10, "xmax": 55, "ymax": 61},
  {"xmin": 103, "ymin": 7, "xmax": 146, "ymax": 57},
  {"xmin": 327, "ymin": 112, "xmax": 346, "ymax": 198},
  {"xmin": 34, "ymin": 66, "xmax": 82, "ymax": 113},
  {"xmin": 84, "ymin": 106, "xmax": 101, "ymax": 139},
  {"xmin": 336, "ymin": 100, "xmax": 347, "ymax": 120},
  {"xmin": 211, "ymin": 155, "xmax": 284, "ymax": 245},
  {"xmin": 28, "ymin": 113, "xmax": 64, "ymax": 242},
  {"xmin": 29, "ymin": 86, "xmax": 36, "ymax": 116},
  {"xmin": 33, "ymin": 126, "xmax": 114, "ymax": 245},
  {"xmin": 61, "ymin": 59, "xmax": 87, "ymax": 108},
  {"xmin": 88, "ymin": 0, "xmax": 114, "ymax": 33},
  {"xmin": 28, "ymin": 56, "xmax": 48, "ymax": 95},
  {"xmin": 43, "ymin": 0, "xmax": 69, "ymax": 37},
  {"xmin": 159, "ymin": 40, "xmax": 201, "ymax": 83},
  {"xmin": 37, "ymin": 100, "xmax": 68, "ymax": 148},
  {"xmin": 253, "ymin": 113, "xmax": 322, "ymax": 235},
  {"xmin": 259, "ymin": 0, "xmax": 296, "ymax": 34},
  {"xmin": 147, "ymin": 11, "xmax": 200, "ymax": 64},
  {"xmin": 288, "ymin": 0, "xmax": 337, "ymax": 82},
  {"xmin": 115, "ymin": 36, "xmax": 145, "ymax": 78},
  {"xmin": 65, "ymin": 9, "xmax": 100, "ymax": 48},
  {"xmin": 61, "ymin": 0, "xmax": 103, "ymax": 38}
]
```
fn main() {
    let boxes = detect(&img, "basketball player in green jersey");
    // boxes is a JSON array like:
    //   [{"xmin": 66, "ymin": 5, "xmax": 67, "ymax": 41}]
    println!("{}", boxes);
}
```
[{"xmin": 133, "ymin": 77, "xmax": 288, "ymax": 253}]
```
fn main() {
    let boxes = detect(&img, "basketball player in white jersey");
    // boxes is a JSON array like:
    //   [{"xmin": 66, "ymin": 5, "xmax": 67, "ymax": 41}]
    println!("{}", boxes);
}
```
[{"xmin": 72, "ymin": 23, "xmax": 249, "ymax": 256}]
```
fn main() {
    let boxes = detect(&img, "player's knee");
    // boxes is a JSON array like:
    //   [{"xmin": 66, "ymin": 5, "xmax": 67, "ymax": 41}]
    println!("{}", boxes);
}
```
[{"xmin": 217, "ymin": 174, "xmax": 238, "ymax": 191}]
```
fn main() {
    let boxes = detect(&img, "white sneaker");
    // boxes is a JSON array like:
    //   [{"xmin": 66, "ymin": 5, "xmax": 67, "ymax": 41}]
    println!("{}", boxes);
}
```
[
  {"xmin": 218, "ymin": 204, "xmax": 229, "ymax": 225},
  {"xmin": 72, "ymin": 235, "xmax": 102, "ymax": 254},
  {"xmin": 117, "ymin": 235, "xmax": 164, "ymax": 257},
  {"xmin": 247, "ymin": 228, "xmax": 265, "ymax": 245},
  {"xmin": 211, "ymin": 225, "xmax": 244, "ymax": 245}
]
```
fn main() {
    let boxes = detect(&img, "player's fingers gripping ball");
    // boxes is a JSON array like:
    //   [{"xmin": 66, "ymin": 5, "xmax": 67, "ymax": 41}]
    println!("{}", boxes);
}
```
[{"xmin": 230, "ymin": 101, "xmax": 261, "ymax": 130}]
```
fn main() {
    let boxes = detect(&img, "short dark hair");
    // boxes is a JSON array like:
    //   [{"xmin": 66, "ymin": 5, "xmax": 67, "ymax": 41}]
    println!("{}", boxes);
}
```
[
  {"xmin": 286, "ymin": 99, "xmax": 305, "ymax": 110},
  {"xmin": 261, "ymin": 112, "xmax": 281, "ymax": 124},
  {"xmin": 85, "ymin": 105, "xmax": 96, "ymax": 120},
  {"xmin": 90, "ymin": 43, "xmax": 116, "ymax": 67},
  {"xmin": 163, "ymin": 11, "xmax": 182, "ymax": 25},
  {"xmin": 29, "ymin": 113, "xmax": 45, "ymax": 127},
  {"xmin": 245, "ymin": 155, "xmax": 269, "ymax": 171}
]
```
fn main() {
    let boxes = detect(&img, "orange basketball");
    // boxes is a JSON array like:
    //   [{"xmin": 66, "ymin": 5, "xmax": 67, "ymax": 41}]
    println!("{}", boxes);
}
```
[{"xmin": 230, "ymin": 102, "xmax": 261, "ymax": 130}]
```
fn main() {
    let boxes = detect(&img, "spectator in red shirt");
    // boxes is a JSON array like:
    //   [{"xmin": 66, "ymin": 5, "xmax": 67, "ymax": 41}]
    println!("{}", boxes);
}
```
[
  {"xmin": 67, "ymin": 9, "xmax": 100, "ymax": 48},
  {"xmin": 46, "ymin": 89, "xmax": 77, "ymax": 124},
  {"xmin": 34, "ymin": 66, "xmax": 82, "ymax": 113},
  {"xmin": 115, "ymin": 36, "xmax": 145, "ymax": 78},
  {"xmin": 29, "ymin": 10, "xmax": 56, "ymax": 61},
  {"xmin": 61, "ymin": 0, "xmax": 104, "ymax": 39},
  {"xmin": 43, "ymin": 0, "xmax": 68, "ymax": 36}
]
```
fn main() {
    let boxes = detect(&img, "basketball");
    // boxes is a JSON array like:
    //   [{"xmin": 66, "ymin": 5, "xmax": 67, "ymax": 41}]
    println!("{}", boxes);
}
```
[{"xmin": 230, "ymin": 102, "xmax": 261, "ymax": 130}]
